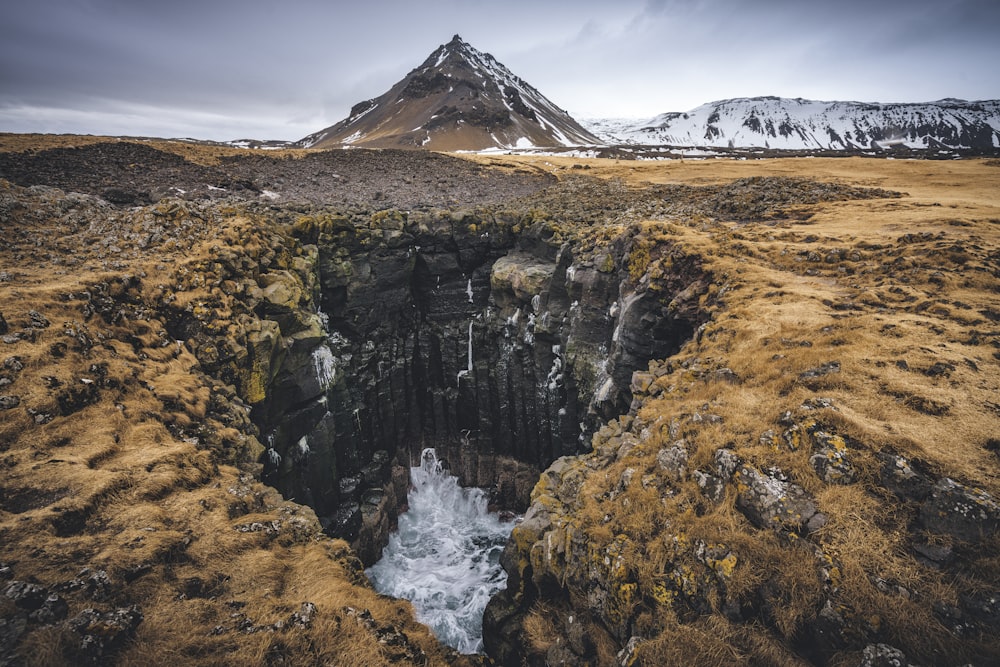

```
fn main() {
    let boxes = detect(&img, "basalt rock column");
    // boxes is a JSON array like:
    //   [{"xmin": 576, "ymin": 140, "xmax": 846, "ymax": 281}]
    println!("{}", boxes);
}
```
[{"xmin": 299, "ymin": 211, "xmax": 711, "ymax": 564}]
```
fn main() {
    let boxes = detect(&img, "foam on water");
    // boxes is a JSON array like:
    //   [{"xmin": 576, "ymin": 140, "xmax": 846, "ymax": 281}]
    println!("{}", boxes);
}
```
[{"xmin": 366, "ymin": 448, "xmax": 514, "ymax": 654}]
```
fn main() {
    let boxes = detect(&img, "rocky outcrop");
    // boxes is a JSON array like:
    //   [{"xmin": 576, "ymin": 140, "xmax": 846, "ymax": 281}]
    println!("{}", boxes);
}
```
[
  {"xmin": 919, "ymin": 478, "xmax": 1000, "ymax": 543},
  {"xmin": 134, "ymin": 194, "xmax": 713, "ymax": 571},
  {"xmin": 487, "ymin": 388, "xmax": 1000, "ymax": 665},
  {"xmin": 245, "ymin": 207, "xmax": 712, "ymax": 563}
]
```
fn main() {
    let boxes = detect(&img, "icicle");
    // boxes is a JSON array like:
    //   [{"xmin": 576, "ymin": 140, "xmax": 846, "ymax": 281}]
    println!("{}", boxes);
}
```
[
  {"xmin": 263, "ymin": 433, "xmax": 282, "ymax": 468},
  {"xmin": 466, "ymin": 278, "xmax": 474, "ymax": 303},
  {"xmin": 545, "ymin": 352, "xmax": 563, "ymax": 392},
  {"xmin": 456, "ymin": 321, "xmax": 473, "ymax": 384},
  {"xmin": 266, "ymin": 447, "xmax": 281, "ymax": 467},
  {"xmin": 312, "ymin": 344, "xmax": 336, "ymax": 390}
]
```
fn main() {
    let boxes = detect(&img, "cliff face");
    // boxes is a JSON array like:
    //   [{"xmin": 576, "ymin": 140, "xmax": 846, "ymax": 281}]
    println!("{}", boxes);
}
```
[{"xmin": 247, "ymin": 207, "xmax": 711, "ymax": 564}]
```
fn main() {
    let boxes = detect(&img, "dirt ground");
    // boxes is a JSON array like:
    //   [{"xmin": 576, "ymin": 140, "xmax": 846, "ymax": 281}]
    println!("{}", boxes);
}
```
[{"xmin": 0, "ymin": 135, "xmax": 555, "ymax": 209}]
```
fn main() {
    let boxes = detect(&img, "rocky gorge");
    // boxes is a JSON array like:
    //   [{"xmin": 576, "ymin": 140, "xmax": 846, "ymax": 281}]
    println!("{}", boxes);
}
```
[
  {"xmin": 1, "ymin": 139, "xmax": 999, "ymax": 666},
  {"xmin": 124, "ymin": 162, "xmax": 718, "ymax": 568}
]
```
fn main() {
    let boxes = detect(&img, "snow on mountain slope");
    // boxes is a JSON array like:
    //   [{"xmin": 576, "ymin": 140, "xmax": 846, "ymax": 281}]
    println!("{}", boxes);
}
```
[
  {"xmin": 298, "ymin": 35, "xmax": 601, "ymax": 151},
  {"xmin": 583, "ymin": 97, "xmax": 1000, "ymax": 152}
]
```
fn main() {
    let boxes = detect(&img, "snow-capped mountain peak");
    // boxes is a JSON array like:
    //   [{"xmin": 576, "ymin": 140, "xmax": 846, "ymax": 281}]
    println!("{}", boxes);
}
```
[
  {"xmin": 586, "ymin": 97, "xmax": 1000, "ymax": 152},
  {"xmin": 298, "ymin": 35, "xmax": 600, "ymax": 151}
]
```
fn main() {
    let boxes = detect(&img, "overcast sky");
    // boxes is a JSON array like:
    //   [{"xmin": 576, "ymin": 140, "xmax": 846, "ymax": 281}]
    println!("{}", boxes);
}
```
[{"xmin": 1, "ymin": 0, "xmax": 997, "ymax": 141}]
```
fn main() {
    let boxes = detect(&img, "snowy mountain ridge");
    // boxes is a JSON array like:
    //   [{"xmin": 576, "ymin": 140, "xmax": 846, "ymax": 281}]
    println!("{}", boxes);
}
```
[{"xmin": 582, "ymin": 97, "xmax": 1000, "ymax": 152}]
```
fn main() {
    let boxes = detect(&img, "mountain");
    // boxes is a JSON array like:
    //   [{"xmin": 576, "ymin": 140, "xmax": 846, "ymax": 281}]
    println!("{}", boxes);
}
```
[
  {"xmin": 299, "ymin": 35, "xmax": 601, "ymax": 151},
  {"xmin": 587, "ymin": 97, "xmax": 1000, "ymax": 152}
]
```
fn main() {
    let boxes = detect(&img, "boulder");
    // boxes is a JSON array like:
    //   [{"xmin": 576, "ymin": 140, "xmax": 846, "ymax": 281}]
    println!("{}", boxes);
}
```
[
  {"xmin": 859, "ymin": 643, "xmax": 913, "ymax": 667},
  {"xmin": 490, "ymin": 253, "xmax": 556, "ymax": 307},
  {"xmin": 656, "ymin": 441, "xmax": 688, "ymax": 481},
  {"xmin": 920, "ymin": 478, "xmax": 1000, "ymax": 542},
  {"xmin": 877, "ymin": 452, "xmax": 932, "ymax": 501},
  {"xmin": 241, "ymin": 319, "xmax": 283, "ymax": 404},
  {"xmin": 68, "ymin": 606, "xmax": 143, "ymax": 663},
  {"xmin": 799, "ymin": 361, "xmax": 841, "ymax": 381},
  {"xmin": 809, "ymin": 430, "xmax": 856, "ymax": 484},
  {"xmin": 693, "ymin": 470, "xmax": 726, "ymax": 503},
  {"xmin": 4, "ymin": 581, "xmax": 47, "ymax": 611},
  {"xmin": 734, "ymin": 465, "xmax": 818, "ymax": 533}
]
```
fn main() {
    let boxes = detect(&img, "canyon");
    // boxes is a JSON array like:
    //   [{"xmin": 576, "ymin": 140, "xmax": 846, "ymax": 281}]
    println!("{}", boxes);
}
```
[{"xmin": 246, "ymin": 186, "xmax": 713, "ymax": 566}]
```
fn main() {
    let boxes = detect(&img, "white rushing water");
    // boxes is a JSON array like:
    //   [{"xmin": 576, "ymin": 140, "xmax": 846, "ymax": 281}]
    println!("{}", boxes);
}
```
[{"xmin": 366, "ymin": 448, "xmax": 514, "ymax": 654}]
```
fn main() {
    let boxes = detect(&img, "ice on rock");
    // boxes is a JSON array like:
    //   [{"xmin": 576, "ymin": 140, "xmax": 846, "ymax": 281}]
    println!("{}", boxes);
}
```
[
  {"xmin": 312, "ymin": 344, "xmax": 336, "ymax": 390},
  {"xmin": 456, "ymin": 321, "xmax": 473, "ymax": 384}
]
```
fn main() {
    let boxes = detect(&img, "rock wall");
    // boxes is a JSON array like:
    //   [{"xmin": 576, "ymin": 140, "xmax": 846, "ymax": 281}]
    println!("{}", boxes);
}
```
[{"xmin": 246, "ymin": 207, "xmax": 711, "ymax": 566}]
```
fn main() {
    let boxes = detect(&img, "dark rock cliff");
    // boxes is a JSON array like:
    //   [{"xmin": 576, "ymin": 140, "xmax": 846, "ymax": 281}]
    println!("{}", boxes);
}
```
[{"xmin": 246, "ymin": 207, "xmax": 711, "ymax": 567}]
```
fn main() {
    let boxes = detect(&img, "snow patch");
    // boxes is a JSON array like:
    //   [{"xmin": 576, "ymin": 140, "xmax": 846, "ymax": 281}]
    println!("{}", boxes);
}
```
[{"xmin": 341, "ymin": 130, "xmax": 365, "ymax": 145}]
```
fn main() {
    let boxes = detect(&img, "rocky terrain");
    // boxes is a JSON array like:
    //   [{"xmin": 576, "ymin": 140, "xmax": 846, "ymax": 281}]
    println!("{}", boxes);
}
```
[
  {"xmin": 1, "ymin": 137, "xmax": 998, "ymax": 666},
  {"xmin": 0, "ymin": 138, "xmax": 554, "ymax": 208}
]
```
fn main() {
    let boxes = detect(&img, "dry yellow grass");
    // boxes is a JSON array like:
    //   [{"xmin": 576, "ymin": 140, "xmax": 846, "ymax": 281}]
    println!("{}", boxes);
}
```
[
  {"xmin": 466, "ymin": 153, "xmax": 1000, "ymax": 664},
  {"xmin": 2, "ymin": 139, "xmax": 998, "ymax": 664},
  {"xmin": 0, "ymin": 172, "xmax": 463, "ymax": 666},
  {"xmin": 521, "ymin": 600, "xmax": 559, "ymax": 655},
  {"xmin": 0, "ymin": 132, "xmax": 315, "ymax": 165}
]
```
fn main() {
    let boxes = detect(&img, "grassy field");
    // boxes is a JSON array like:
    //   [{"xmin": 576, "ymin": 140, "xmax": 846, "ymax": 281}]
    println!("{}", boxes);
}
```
[
  {"xmin": 0, "ymin": 165, "xmax": 462, "ymax": 666},
  {"xmin": 1, "ymin": 138, "xmax": 998, "ymax": 665},
  {"xmin": 472, "ymin": 153, "xmax": 1000, "ymax": 665}
]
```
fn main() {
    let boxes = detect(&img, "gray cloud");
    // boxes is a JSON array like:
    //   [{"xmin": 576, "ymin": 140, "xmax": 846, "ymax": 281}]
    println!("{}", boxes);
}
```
[{"xmin": 1, "ymin": 0, "xmax": 997, "ymax": 140}]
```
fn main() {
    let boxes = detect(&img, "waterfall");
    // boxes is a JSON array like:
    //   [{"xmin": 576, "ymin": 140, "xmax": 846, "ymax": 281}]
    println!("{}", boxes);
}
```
[
  {"xmin": 456, "ymin": 321, "xmax": 473, "ymax": 384},
  {"xmin": 366, "ymin": 448, "xmax": 515, "ymax": 654},
  {"xmin": 466, "ymin": 321, "xmax": 473, "ymax": 372}
]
